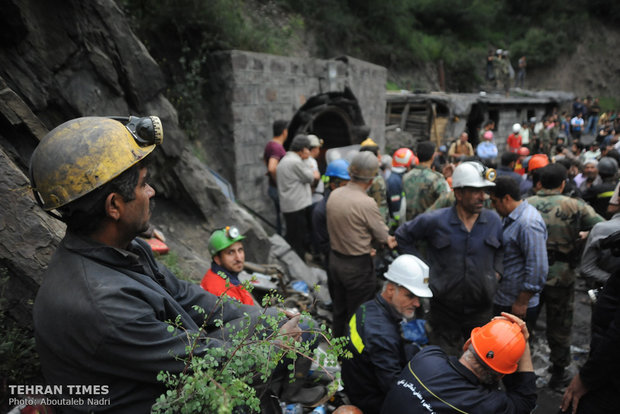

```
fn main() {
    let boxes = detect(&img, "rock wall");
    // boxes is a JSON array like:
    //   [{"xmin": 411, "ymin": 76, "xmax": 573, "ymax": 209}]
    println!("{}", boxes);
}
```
[
  {"xmin": 0, "ymin": 0, "xmax": 271, "ymax": 323},
  {"xmin": 202, "ymin": 50, "xmax": 387, "ymax": 225}
]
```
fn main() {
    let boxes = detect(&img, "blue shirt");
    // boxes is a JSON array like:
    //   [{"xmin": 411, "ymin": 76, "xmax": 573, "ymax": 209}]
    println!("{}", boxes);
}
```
[
  {"xmin": 494, "ymin": 200, "xmax": 548, "ymax": 308},
  {"xmin": 476, "ymin": 141, "xmax": 498, "ymax": 160},
  {"xmin": 395, "ymin": 207, "xmax": 503, "ymax": 316}
]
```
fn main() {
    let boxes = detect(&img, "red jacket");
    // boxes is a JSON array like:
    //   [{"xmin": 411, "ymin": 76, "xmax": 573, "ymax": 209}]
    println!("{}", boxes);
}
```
[
  {"xmin": 507, "ymin": 133, "xmax": 522, "ymax": 153},
  {"xmin": 201, "ymin": 267, "xmax": 254, "ymax": 305}
]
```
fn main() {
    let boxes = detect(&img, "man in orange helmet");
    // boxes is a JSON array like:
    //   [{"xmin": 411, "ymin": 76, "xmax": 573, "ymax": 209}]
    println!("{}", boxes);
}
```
[
  {"xmin": 519, "ymin": 153, "xmax": 549, "ymax": 197},
  {"xmin": 382, "ymin": 313, "xmax": 536, "ymax": 413}
]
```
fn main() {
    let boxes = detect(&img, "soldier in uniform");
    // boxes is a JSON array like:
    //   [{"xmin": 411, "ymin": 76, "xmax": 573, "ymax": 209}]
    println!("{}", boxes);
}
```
[
  {"xmin": 527, "ymin": 164, "xmax": 604, "ymax": 389},
  {"xmin": 360, "ymin": 138, "xmax": 389, "ymax": 224},
  {"xmin": 539, "ymin": 118, "xmax": 552, "ymax": 156},
  {"xmin": 403, "ymin": 141, "xmax": 450, "ymax": 221}
]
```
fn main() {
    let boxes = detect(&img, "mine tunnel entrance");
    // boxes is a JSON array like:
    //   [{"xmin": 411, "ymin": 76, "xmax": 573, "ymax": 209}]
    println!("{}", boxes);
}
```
[{"xmin": 286, "ymin": 87, "xmax": 368, "ymax": 173}]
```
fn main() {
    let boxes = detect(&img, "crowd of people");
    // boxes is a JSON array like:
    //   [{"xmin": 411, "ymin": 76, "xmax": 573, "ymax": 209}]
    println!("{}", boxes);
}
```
[
  {"xmin": 262, "ymin": 114, "xmax": 620, "ymax": 413},
  {"xmin": 24, "ymin": 112, "xmax": 620, "ymax": 414}
]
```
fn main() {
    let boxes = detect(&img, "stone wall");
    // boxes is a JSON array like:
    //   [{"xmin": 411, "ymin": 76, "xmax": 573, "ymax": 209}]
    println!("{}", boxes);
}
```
[{"xmin": 203, "ymin": 51, "xmax": 387, "ymax": 228}]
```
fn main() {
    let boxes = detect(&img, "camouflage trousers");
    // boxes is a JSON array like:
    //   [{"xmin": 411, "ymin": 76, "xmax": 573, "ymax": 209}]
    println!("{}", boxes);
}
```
[{"xmin": 540, "ymin": 283, "xmax": 575, "ymax": 368}]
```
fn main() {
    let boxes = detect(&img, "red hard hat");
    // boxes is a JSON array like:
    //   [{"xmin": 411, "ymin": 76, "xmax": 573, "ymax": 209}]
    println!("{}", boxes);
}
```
[
  {"xmin": 470, "ymin": 319, "xmax": 526, "ymax": 374},
  {"xmin": 392, "ymin": 148, "xmax": 414, "ymax": 169},
  {"xmin": 527, "ymin": 154, "xmax": 549, "ymax": 171}
]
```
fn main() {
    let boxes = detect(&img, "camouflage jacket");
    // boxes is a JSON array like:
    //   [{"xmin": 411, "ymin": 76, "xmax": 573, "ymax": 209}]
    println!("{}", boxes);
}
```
[
  {"xmin": 368, "ymin": 174, "xmax": 389, "ymax": 224},
  {"xmin": 402, "ymin": 166, "xmax": 450, "ymax": 221},
  {"xmin": 527, "ymin": 190, "xmax": 604, "ymax": 285}
]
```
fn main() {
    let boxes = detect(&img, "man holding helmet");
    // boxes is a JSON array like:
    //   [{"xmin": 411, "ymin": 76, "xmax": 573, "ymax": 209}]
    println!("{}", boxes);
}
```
[
  {"xmin": 341, "ymin": 254, "xmax": 433, "ymax": 414},
  {"xmin": 382, "ymin": 313, "xmax": 537, "ymax": 413},
  {"xmin": 29, "ymin": 116, "xmax": 303, "ymax": 412},
  {"xmin": 395, "ymin": 161, "xmax": 503, "ymax": 356}
]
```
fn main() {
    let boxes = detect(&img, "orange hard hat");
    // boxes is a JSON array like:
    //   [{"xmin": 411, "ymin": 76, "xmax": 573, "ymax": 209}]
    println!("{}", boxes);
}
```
[
  {"xmin": 527, "ymin": 154, "xmax": 549, "ymax": 172},
  {"xmin": 469, "ymin": 319, "xmax": 526, "ymax": 374},
  {"xmin": 333, "ymin": 406, "xmax": 363, "ymax": 414},
  {"xmin": 392, "ymin": 148, "xmax": 415, "ymax": 171}
]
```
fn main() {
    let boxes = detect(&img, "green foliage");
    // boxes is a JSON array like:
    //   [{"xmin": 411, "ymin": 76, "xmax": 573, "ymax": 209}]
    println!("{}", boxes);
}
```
[
  {"xmin": 598, "ymin": 97, "xmax": 620, "ymax": 112},
  {"xmin": 152, "ymin": 293, "xmax": 346, "ymax": 413},
  {"xmin": 122, "ymin": 0, "xmax": 610, "ymax": 94}
]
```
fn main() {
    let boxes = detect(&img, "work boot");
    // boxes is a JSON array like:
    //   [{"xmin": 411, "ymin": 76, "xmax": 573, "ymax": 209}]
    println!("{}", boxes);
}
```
[{"xmin": 548, "ymin": 365, "xmax": 571, "ymax": 390}]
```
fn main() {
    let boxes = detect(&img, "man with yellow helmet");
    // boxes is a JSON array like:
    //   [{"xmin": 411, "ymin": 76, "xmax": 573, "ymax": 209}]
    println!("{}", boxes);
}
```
[{"xmin": 29, "ymin": 116, "xmax": 303, "ymax": 412}]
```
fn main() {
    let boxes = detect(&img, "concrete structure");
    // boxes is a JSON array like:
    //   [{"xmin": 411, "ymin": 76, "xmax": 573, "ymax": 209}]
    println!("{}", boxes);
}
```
[
  {"xmin": 385, "ymin": 90, "xmax": 574, "ymax": 155},
  {"xmin": 203, "ymin": 51, "xmax": 387, "ymax": 231}
]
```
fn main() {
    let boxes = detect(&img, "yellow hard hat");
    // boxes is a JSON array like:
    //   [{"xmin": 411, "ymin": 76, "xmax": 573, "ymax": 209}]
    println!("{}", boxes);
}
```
[
  {"xmin": 29, "ymin": 116, "xmax": 163, "ymax": 211},
  {"xmin": 360, "ymin": 137, "xmax": 378, "ymax": 147}
]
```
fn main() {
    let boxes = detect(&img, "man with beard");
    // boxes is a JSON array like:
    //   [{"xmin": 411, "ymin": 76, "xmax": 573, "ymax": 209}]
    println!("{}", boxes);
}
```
[
  {"xmin": 382, "ymin": 313, "xmax": 536, "ymax": 414},
  {"xmin": 342, "ymin": 254, "xmax": 433, "ymax": 413},
  {"xmin": 29, "ymin": 116, "xmax": 305, "ymax": 412},
  {"xmin": 395, "ymin": 161, "xmax": 503, "ymax": 356},
  {"xmin": 201, "ymin": 226, "xmax": 255, "ymax": 305}
]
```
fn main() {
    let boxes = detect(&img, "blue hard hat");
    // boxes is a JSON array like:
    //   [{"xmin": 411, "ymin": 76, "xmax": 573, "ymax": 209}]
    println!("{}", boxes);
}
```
[{"xmin": 325, "ymin": 159, "xmax": 351, "ymax": 180}]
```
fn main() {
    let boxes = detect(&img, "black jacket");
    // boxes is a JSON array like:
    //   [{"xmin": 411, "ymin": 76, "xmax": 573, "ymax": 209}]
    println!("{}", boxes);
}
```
[
  {"xmin": 341, "ymin": 294, "xmax": 420, "ymax": 414},
  {"xmin": 382, "ymin": 346, "xmax": 537, "ymax": 414},
  {"xmin": 579, "ymin": 268, "xmax": 620, "ymax": 393},
  {"xmin": 34, "ymin": 231, "xmax": 256, "ymax": 413}
]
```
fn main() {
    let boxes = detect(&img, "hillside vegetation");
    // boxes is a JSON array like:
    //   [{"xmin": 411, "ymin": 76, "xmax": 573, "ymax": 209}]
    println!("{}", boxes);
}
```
[{"xmin": 120, "ymin": 0, "xmax": 620, "ymax": 128}]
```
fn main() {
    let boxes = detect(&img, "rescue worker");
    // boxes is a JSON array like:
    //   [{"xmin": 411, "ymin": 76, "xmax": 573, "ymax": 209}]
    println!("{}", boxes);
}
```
[
  {"xmin": 528, "ymin": 163, "xmax": 604, "ymax": 389},
  {"xmin": 312, "ymin": 158, "xmax": 351, "ymax": 300},
  {"xmin": 403, "ymin": 141, "xmax": 450, "ymax": 221},
  {"xmin": 386, "ymin": 147, "xmax": 415, "ymax": 227},
  {"xmin": 341, "ymin": 254, "xmax": 433, "ymax": 414},
  {"xmin": 382, "ymin": 313, "xmax": 537, "ymax": 413},
  {"xmin": 201, "ymin": 226, "xmax": 255, "ymax": 306},
  {"xmin": 520, "ymin": 153, "xmax": 549, "ymax": 197},
  {"xmin": 582, "ymin": 156, "xmax": 618, "ymax": 218},
  {"xmin": 359, "ymin": 137, "xmax": 390, "ymax": 224},
  {"xmin": 326, "ymin": 151, "xmax": 397, "ymax": 337},
  {"xmin": 396, "ymin": 161, "xmax": 503, "ymax": 356},
  {"xmin": 29, "ymin": 116, "xmax": 307, "ymax": 412}
]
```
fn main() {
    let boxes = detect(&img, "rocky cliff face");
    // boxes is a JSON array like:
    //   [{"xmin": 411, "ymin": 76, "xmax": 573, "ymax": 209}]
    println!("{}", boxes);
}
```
[{"xmin": 0, "ymin": 0, "xmax": 270, "ymax": 327}]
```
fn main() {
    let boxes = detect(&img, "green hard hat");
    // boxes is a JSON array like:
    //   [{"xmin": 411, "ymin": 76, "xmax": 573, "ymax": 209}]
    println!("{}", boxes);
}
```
[{"xmin": 208, "ymin": 226, "xmax": 245, "ymax": 256}]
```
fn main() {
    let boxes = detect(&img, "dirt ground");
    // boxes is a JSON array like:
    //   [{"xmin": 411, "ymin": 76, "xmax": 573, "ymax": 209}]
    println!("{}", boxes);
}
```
[{"xmin": 529, "ymin": 277, "xmax": 593, "ymax": 413}]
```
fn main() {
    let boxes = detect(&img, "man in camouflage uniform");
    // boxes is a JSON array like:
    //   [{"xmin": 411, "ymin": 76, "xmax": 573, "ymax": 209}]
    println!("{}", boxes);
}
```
[
  {"xmin": 360, "ymin": 138, "xmax": 389, "ymax": 224},
  {"xmin": 403, "ymin": 141, "xmax": 450, "ymax": 220},
  {"xmin": 539, "ymin": 118, "xmax": 552, "ymax": 156},
  {"xmin": 528, "ymin": 164, "xmax": 604, "ymax": 389}
]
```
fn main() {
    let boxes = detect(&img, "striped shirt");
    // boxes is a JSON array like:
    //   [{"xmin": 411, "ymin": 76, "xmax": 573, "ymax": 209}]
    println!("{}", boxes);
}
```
[{"xmin": 494, "ymin": 200, "xmax": 548, "ymax": 307}]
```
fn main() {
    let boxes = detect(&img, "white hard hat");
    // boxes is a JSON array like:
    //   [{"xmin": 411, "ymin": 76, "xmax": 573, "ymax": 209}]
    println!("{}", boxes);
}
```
[
  {"xmin": 384, "ymin": 255, "xmax": 433, "ymax": 298},
  {"xmin": 452, "ymin": 161, "xmax": 496, "ymax": 188},
  {"xmin": 512, "ymin": 123, "xmax": 521, "ymax": 133}
]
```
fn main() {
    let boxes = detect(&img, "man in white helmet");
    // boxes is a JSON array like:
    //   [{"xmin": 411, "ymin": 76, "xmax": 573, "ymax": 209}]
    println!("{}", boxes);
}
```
[
  {"xmin": 395, "ymin": 161, "xmax": 503, "ymax": 356},
  {"xmin": 341, "ymin": 254, "xmax": 433, "ymax": 414}
]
